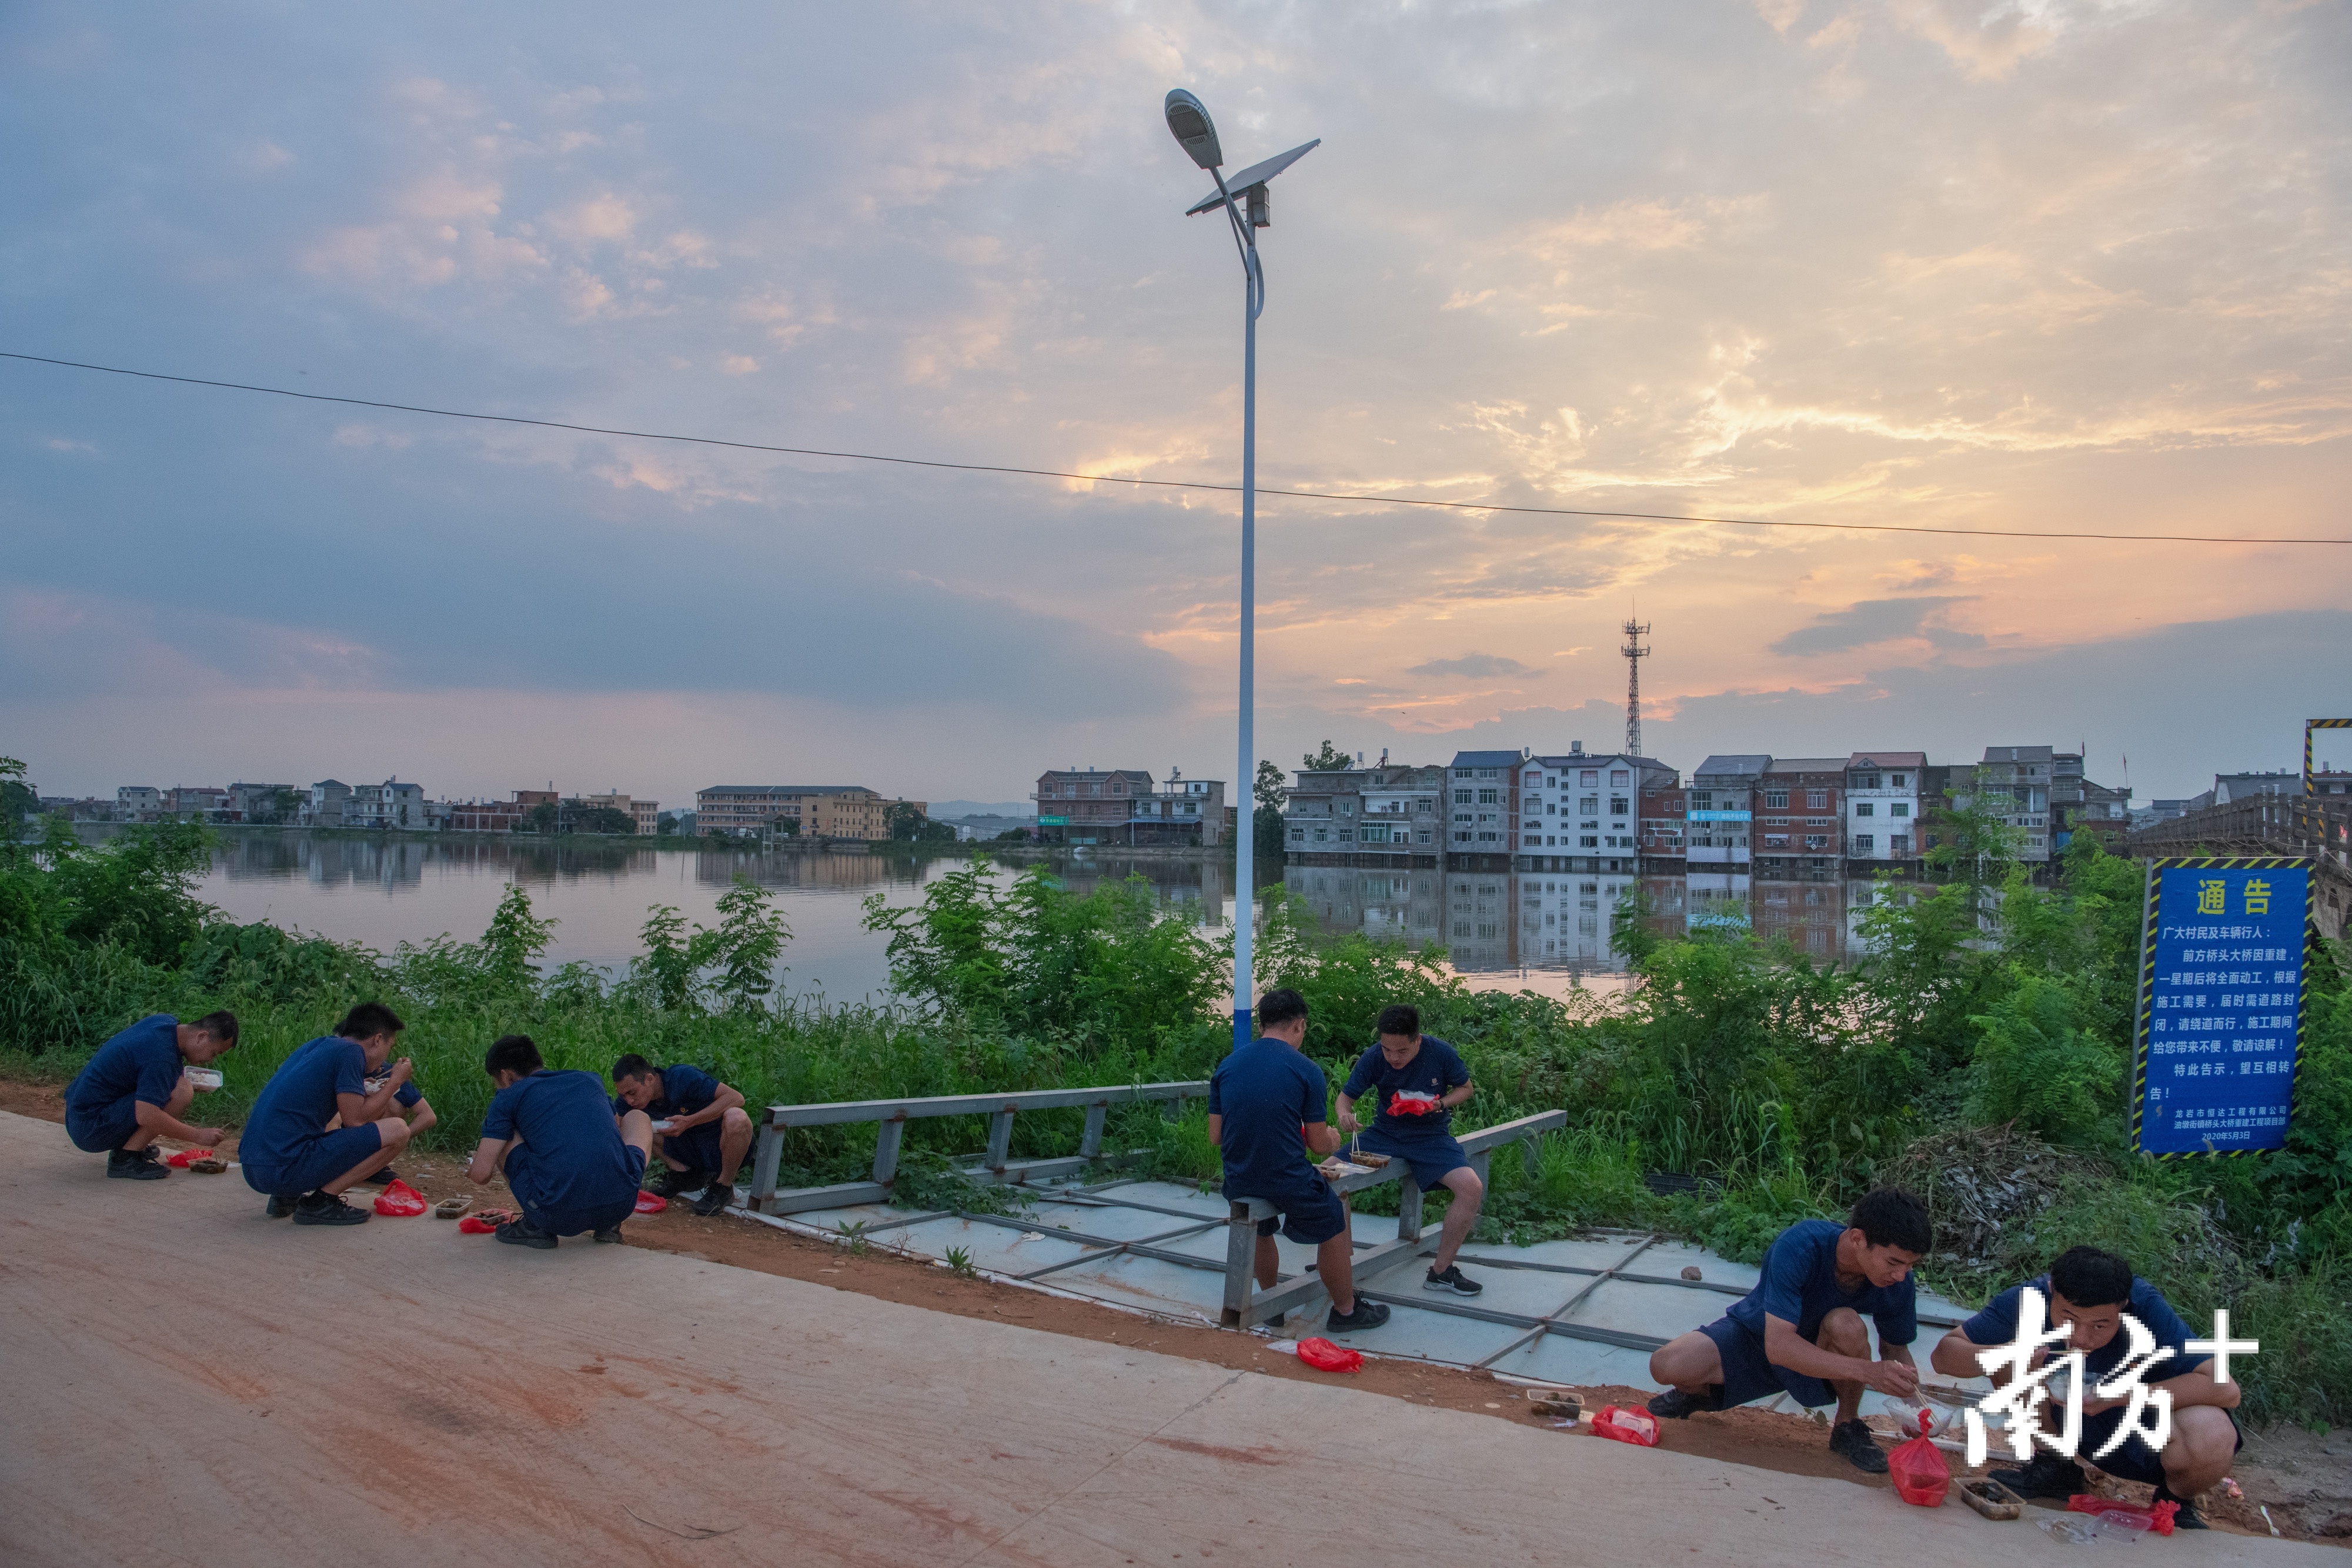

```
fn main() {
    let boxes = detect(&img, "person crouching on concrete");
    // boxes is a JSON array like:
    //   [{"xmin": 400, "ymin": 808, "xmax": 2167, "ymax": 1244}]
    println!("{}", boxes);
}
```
[
  {"xmin": 1646, "ymin": 1187, "xmax": 1932, "ymax": 1474},
  {"xmin": 240, "ymin": 1002, "xmax": 415, "ymax": 1226},
  {"xmin": 609, "ymin": 1052, "xmax": 754, "ymax": 1216},
  {"xmin": 1207, "ymin": 987, "xmax": 1391, "ymax": 1335},
  {"xmin": 63, "ymin": 1011, "xmax": 238, "ymax": 1179},
  {"xmin": 467, "ymin": 1034, "xmax": 655, "ymax": 1249},
  {"xmin": 1335, "ymin": 1003, "xmax": 1484, "ymax": 1298}
]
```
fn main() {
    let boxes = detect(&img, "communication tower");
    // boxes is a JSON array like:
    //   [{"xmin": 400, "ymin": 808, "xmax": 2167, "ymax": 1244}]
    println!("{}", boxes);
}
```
[{"xmin": 1623, "ymin": 618, "xmax": 1652, "ymax": 758}]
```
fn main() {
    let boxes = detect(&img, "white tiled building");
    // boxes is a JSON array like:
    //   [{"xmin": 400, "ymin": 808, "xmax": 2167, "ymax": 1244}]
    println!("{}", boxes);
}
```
[{"xmin": 1844, "ymin": 751, "xmax": 1926, "ymax": 868}]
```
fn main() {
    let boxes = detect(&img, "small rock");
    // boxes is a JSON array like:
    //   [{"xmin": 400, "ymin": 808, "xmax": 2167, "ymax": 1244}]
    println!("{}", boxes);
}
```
[{"xmin": 1681, "ymin": 1265, "xmax": 1703, "ymax": 1281}]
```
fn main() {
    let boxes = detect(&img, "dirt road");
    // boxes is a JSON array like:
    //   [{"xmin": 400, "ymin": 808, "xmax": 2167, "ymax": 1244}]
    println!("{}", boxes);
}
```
[{"xmin": 1, "ymin": 1110, "xmax": 2333, "ymax": 1566}]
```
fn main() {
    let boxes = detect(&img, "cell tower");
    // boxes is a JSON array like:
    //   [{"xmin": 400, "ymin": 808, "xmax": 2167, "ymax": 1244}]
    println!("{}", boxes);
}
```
[{"xmin": 1622, "ymin": 618, "xmax": 1652, "ymax": 758}]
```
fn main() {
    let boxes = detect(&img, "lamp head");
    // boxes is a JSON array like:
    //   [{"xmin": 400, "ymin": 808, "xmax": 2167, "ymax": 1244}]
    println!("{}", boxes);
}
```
[{"xmin": 1164, "ymin": 89, "xmax": 1222, "ymax": 170}]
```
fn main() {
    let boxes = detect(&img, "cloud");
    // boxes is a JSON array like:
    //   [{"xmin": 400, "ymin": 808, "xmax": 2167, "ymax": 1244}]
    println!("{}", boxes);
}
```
[
  {"xmin": 1406, "ymin": 653, "xmax": 1547, "ymax": 680},
  {"xmin": 1770, "ymin": 597, "xmax": 1986, "ymax": 657}
]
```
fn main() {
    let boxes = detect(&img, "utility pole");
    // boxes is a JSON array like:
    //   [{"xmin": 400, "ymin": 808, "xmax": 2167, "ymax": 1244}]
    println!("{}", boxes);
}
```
[{"xmin": 1622, "ymin": 618, "xmax": 1652, "ymax": 757}]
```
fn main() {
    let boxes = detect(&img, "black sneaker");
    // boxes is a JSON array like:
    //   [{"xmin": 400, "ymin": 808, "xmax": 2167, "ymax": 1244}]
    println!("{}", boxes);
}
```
[
  {"xmin": 265, "ymin": 1192, "xmax": 300, "ymax": 1218},
  {"xmin": 495, "ymin": 1218, "xmax": 557, "ymax": 1250},
  {"xmin": 106, "ymin": 1146, "xmax": 169, "ymax": 1181},
  {"xmin": 1424, "ymin": 1263, "xmax": 1482, "ymax": 1296},
  {"xmin": 1989, "ymin": 1450, "xmax": 2087, "ymax": 1501},
  {"xmin": 592, "ymin": 1225, "xmax": 625, "ymax": 1244},
  {"xmin": 359, "ymin": 1166, "xmax": 401, "ymax": 1185},
  {"xmin": 1647, "ymin": 1386, "xmax": 1722, "ymax": 1420},
  {"xmin": 1829, "ymin": 1418, "xmax": 1889, "ymax": 1475},
  {"xmin": 647, "ymin": 1168, "xmax": 707, "ymax": 1200},
  {"xmin": 691, "ymin": 1182, "xmax": 736, "ymax": 1218},
  {"xmin": 292, "ymin": 1191, "xmax": 370, "ymax": 1226},
  {"xmin": 2153, "ymin": 1484, "xmax": 2208, "ymax": 1529},
  {"xmin": 1324, "ymin": 1299, "xmax": 1392, "ymax": 1333}
]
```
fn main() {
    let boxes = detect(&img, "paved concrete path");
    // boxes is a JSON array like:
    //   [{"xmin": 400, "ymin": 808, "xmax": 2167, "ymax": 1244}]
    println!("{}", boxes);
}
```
[{"xmin": 0, "ymin": 1111, "xmax": 2329, "ymax": 1567}]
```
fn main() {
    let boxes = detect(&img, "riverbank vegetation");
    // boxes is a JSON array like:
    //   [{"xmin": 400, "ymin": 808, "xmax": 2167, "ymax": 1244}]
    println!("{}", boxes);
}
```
[{"xmin": 1, "ymin": 791, "xmax": 2344, "ymax": 1426}]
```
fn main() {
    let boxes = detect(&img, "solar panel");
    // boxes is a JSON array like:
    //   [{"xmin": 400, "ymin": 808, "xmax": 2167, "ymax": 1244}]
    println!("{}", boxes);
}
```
[{"xmin": 1184, "ymin": 139, "xmax": 1321, "ymax": 216}]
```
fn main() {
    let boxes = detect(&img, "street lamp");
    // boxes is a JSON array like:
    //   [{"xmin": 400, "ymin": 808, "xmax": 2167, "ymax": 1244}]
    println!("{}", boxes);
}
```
[{"xmin": 1164, "ymin": 89, "xmax": 1319, "ymax": 1049}]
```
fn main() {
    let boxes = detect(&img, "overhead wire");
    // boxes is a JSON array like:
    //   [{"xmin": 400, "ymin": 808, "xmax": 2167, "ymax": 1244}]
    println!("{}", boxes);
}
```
[{"xmin": 3, "ymin": 349, "xmax": 2344, "ymax": 547}]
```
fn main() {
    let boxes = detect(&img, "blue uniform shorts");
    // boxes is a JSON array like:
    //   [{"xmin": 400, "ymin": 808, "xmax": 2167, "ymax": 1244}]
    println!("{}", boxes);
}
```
[
  {"xmin": 660, "ymin": 1119, "xmax": 726, "ymax": 1177},
  {"xmin": 2080, "ymin": 1405, "xmax": 2241, "ymax": 1486},
  {"xmin": 241, "ymin": 1122, "xmax": 386, "ymax": 1199},
  {"xmin": 1702, "ymin": 1315, "xmax": 1838, "ymax": 1409},
  {"xmin": 1351, "ymin": 1126, "xmax": 1472, "ymax": 1189},
  {"xmin": 1230, "ymin": 1173, "xmax": 1349, "ymax": 1246},
  {"xmin": 512, "ymin": 1144, "xmax": 649, "ymax": 1236},
  {"xmin": 66, "ymin": 1099, "xmax": 143, "ymax": 1154}
]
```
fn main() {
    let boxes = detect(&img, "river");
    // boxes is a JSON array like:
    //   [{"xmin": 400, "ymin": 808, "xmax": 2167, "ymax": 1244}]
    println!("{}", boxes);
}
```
[{"xmin": 193, "ymin": 832, "xmax": 1886, "ymax": 1004}]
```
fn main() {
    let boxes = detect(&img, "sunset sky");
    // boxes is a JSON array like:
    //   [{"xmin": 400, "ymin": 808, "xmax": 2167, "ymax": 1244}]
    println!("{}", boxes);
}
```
[{"xmin": 5, "ymin": 1, "xmax": 2348, "ymax": 808}]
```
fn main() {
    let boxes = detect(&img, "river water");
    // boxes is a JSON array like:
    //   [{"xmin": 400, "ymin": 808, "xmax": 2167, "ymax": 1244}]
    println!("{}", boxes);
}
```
[{"xmin": 195, "ymin": 833, "xmax": 1885, "ymax": 1004}]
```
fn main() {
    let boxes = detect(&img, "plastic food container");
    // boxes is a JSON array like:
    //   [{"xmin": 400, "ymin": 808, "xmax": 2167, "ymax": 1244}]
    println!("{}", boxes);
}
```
[{"xmin": 185, "ymin": 1066, "xmax": 224, "ymax": 1091}]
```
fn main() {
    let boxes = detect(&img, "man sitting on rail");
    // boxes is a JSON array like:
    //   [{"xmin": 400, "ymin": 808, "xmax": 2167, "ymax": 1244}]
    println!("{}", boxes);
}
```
[
  {"xmin": 1646, "ymin": 1188, "xmax": 1932, "ymax": 1474},
  {"xmin": 1207, "ymin": 987, "xmax": 1390, "ymax": 1335},
  {"xmin": 240, "ymin": 1002, "xmax": 414, "ymax": 1226},
  {"xmin": 1930, "ymin": 1245, "xmax": 2240, "ymax": 1528},
  {"xmin": 63, "ymin": 1011, "xmax": 237, "ymax": 1179},
  {"xmin": 610, "ymin": 1052, "xmax": 755, "ymax": 1217},
  {"xmin": 470, "ymin": 1035, "xmax": 654, "ymax": 1249},
  {"xmin": 1336, "ymin": 1002, "xmax": 1484, "ymax": 1298}
]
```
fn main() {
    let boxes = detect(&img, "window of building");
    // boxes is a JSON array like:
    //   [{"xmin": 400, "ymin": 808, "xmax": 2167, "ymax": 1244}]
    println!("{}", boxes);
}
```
[
  {"xmin": 1889, "ymin": 802, "xmax": 1910, "ymax": 818},
  {"xmin": 1454, "ymin": 788, "xmax": 1472, "ymax": 804},
  {"xmin": 1690, "ymin": 791, "xmax": 1712, "ymax": 809},
  {"xmin": 1805, "ymin": 790, "xmax": 1825, "ymax": 810},
  {"xmin": 1891, "ymin": 773, "xmax": 1907, "ymax": 786},
  {"xmin": 1579, "ymin": 834, "xmax": 1598, "ymax": 848},
  {"xmin": 1855, "ymin": 803, "xmax": 1875, "ymax": 817},
  {"xmin": 1477, "ymin": 768, "xmax": 1498, "ymax": 780},
  {"xmin": 1890, "ymin": 833, "xmax": 1911, "ymax": 853},
  {"xmin": 1765, "ymin": 791, "xmax": 1790, "ymax": 809},
  {"xmin": 1289, "ymin": 827, "xmax": 1304, "ymax": 842},
  {"xmin": 1609, "ymin": 796, "xmax": 1629, "ymax": 816},
  {"xmin": 1854, "ymin": 834, "xmax": 1875, "ymax": 851},
  {"xmin": 1611, "ymin": 770, "xmax": 1628, "ymax": 785},
  {"xmin": 1525, "ymin": 771, "xmax": 1542, "ymax": 785},
  {"xmin": 1579, "ymin": 795, "xmax": 1598, "ymax": 814},
  {"xmin": 1581, "ymin": 770, "xmax": 1598, "ymax": 785},
  {"xmin": 1416, "ymin": 829, "xmax": 1432, "ymax": 844},
  {"xmin": 1477, "ymin": 788, "xmax": 1498, "ymax": 804}
]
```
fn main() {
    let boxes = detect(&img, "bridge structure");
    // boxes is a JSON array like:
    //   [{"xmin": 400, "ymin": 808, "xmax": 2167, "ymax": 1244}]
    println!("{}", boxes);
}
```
[{"xmin": 2128, "ymin": 793, "xmax": 2352, "ymax": 940}]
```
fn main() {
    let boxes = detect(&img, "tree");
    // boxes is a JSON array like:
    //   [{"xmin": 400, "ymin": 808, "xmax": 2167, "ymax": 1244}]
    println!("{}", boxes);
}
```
[
  {"xmin": 572, "ymin": 805, "xmax": 637, "ymax": 836},
  {"xmin": 481, "ymin": 882, "xmax": 557, "ymax": 988},
  {"xmin": 0, "ymin": 757, "xmax": 34, "ymax": 835},
  {"xmin": 526, "ymin": 801, "xmax": 559, "ymax": 835},
  {"xmin": 1302, "ymin": 740, "xmax": 1355, "ymax": 771},
  {"xmin": 1254, "ymin": 759, "xmax": 1288, "ymax": 814},
  {"xmin": 703, "ymin": 874, "xmax": 789, "ymax": 1011},
  {"xmin": 1252, "ymin": 760, "xmax": 1290, "ymax": 855},
  {"xmin": 884, "ymin": 801, "xmax": 928, "ymax": 840}
]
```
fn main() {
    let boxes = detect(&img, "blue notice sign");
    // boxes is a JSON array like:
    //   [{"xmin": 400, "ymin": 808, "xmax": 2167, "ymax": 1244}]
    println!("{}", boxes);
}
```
[{"xmin": 2134, "ymin": 862, "xmax": 2309, "ymax": 1155}]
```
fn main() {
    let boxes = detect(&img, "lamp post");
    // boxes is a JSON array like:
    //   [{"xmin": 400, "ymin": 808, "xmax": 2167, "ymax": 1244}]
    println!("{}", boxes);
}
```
[{"xmin": 1163, "ymin": 89, "xmax": 1318, "ymax": 1049}]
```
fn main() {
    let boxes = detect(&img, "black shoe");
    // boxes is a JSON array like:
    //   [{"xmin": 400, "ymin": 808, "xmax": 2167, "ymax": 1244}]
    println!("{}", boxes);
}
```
[
  {"xmin": 2152, "ymin": 1484, "xmax": 2208, "ymax": 1529},
  {"xmin": 1324, "ymin": 1299, "xmax": 1392, "ymax": 1333},
  {"xmin": 647, "ymin": 1167, "xmax": 707, "ymax": 1200},
  {"xmin": 106, "ymin": 1146, "xmax": 169, "ymax": 1181},
  {"xmin": 592, "ymin": 1225, "xmax": 625, "ymax": 1244},
  {"xmin": 1989, "ymin": 1450, "xmax": 2087, "ymax": 1501},
  {"xmin": 1829, "ymin": 1418, "xmax": 1889, "ymax": 1475},
  {"xmin": 292, "ymin": 1190, "xmax": 370, "ymax": 1226},
  {"xmin": 265, "ymin": 1192, "xmax": 299, "ymax": 1218},
  {"xmin": 1647, "ymin": 1386, "xmax": 1722, "ymax": 1420},
  {"xmin": 358, "ymin": 1166, "xmax": 400, "ymax": 1185},
  {"xmin": 495, "ymin": 1218, "xmax": 557, "ymax": 1249},
  {"xmin": 691, "ymin": 1182, "xmax": 736, "ymax": 1218},
  {"xmin": 1424, "ymin": 1263, "xmax": 1482, "ymax": 1296}
]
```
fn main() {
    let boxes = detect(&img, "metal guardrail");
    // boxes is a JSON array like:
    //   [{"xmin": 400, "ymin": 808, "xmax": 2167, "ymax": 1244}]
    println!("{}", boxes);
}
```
[
  {"xmin": 1220, "ymin": 1108, "xmax": 1569, "ymax": 1328},
  {"xmin": 746, "ymin": 1081, "xmax": 1208, "ymax": 1215}
]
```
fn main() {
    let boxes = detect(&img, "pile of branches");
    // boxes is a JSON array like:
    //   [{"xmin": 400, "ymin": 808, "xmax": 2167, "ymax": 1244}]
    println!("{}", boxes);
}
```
[{"xmin": 1880, "ymin": 1122, "xmax": 2107, "ymax": 1276}]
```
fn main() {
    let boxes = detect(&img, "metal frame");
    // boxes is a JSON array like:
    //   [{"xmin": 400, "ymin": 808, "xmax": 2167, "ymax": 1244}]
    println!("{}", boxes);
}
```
[{"xmin": 746, "ymin": 1081, "xmax": 1207, "ymax": 1214}]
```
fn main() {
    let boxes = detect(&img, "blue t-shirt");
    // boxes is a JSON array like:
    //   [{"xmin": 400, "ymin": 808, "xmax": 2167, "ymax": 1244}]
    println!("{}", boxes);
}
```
[
  {"xmin": 1207, "ymin": 1039, "xmax": 1327, "ymax": 1198},
  {"xmin": 486, "ymin": 1068, "xmax": 638, "ymax": 1216},
  {"xmin": 392, "ymin": 1078, "xmax": 422, "ymax": 1109},
  {"xmin": 1725, "ymin": 1218, "xmax": 1918, "ymax": 1347},
  {"xmin": 612, "ymin": 1064, "xmax": 719, "ymax": 1123},
  {"xmin": 1341, "ymin": 1036, "xmax": 1470, "ymax": 1141},
  {"xmin": 66, "ymin": 1014, "xmax": 185, "ymax": 1116},
  {"xmin": 242, "ymin": 1036, "xmax": 369, "ymax": 1175},
  {"xmin": 1962, "ymin": 1273, "xmax": 2197, "ymax": 1382}
]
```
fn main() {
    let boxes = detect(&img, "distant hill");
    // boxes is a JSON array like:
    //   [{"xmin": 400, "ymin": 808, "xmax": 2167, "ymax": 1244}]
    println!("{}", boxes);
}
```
[{"xmin": 930, "ymin": 800, "xmax": 1034, "ymax": 822}]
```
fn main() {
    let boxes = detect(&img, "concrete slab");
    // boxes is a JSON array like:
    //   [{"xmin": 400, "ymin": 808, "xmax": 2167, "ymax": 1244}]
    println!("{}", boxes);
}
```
[{"xmin": 0, "ymin": 1111, "xmax": 2325, "ymax": 1567}]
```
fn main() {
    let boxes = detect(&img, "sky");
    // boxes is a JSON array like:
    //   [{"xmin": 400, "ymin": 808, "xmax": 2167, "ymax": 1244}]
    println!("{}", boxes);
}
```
[{"xmin": 4, "ymin": 0, "xmax": 2348, "ymax": 809}]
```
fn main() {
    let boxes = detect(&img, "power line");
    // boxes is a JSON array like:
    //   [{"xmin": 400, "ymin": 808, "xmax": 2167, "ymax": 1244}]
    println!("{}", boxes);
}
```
[{"xmin": 5, "ymin": 348, "xmax": 2345, "ymax": 547}]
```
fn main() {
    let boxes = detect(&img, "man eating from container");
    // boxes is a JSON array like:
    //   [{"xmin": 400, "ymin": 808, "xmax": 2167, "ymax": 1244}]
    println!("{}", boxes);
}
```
[
  {"xmin": 1930, "ymin": 1244, "xmax": 2240, "ymax": 1529},
  {"xmin": 609, "ymin": 1052, "xmax": 755, "ymax": 1218},
  {"xmin": 470, "ymin": 1034, "xmax": 654, "ymax": 1249},
  {"xmin": 1207, "ymin": 987, "xmax": 1390, "ymax": 1335},
  {"xmin": 1335, "ymin": 1003, "xmax": 1484, "ymax": 1298},
  {"xmin": 62, "ymin": 1011, "xmax": 238, "ymax": 1179},
  {"xmin": 240, "ymin": 1002, "xmax": 415, "ymax": 1226},
  {"xmin": 1646, "ymin": 1187, "xmax": 1932, "ymax": 1474}
]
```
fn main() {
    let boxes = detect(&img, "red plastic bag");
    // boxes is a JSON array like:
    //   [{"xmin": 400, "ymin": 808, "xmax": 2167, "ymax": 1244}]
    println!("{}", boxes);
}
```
[
  {"xmin": 2067, "ymin": 1495, "xmax": 2177, "ymax": 1537},
  {"xmin": 1294, "ymin": 1336, "xmax": 1365, "ymax": 1373},
  {"xmin": 634, "ymin": 1191, "xmax": 667, "ymax": 1215},
  {"xmin": 1888, "ymin": 1409, "xmax": 1952, "ymax": 1507},
  {"xmin": 457, "ymin": 1206, "xmax": 516, "ymax": 1235},
  {"xmin": 1592, "ymin": 1405, "xmax": 1659, "ymax": 1446},
  {"xmin": 1386, "ymin": 1091, "xmax": 1441, "ymax": 1117},
  {"xmin": 165, "ymin": 1147, "xmax": 215, "ymax": 1167},
  {"xmin": 372, "ymin": 1179, "xmax": 427, "ymax": 1217}
]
